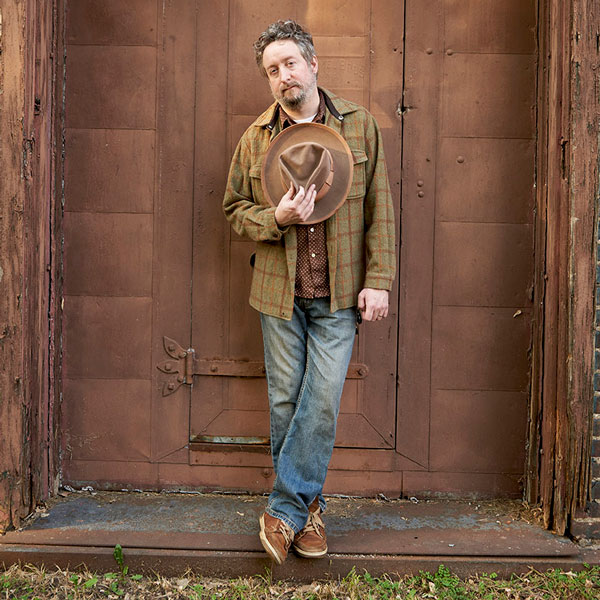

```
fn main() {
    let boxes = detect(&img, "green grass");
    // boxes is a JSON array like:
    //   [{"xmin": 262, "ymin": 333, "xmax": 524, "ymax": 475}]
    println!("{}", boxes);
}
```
[{"xmin": 1, "ymin": 562, "xmax": 600, "ymax": 599}]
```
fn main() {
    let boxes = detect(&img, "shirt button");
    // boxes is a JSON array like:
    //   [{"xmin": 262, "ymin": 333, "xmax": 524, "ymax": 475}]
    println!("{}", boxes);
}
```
[
  {"xmin": 309, "ymin": 227, "xmax": 315, "ymax": 233},
  {"xmin": 311, "ymin": 253, "xmax": 316, "ymax": 258}
]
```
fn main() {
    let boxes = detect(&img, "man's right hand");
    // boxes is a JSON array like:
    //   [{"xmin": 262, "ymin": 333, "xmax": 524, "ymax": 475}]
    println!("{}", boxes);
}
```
[{"xmin": 274, "ymin": 183, "xmax": 317, "ymax": 227}]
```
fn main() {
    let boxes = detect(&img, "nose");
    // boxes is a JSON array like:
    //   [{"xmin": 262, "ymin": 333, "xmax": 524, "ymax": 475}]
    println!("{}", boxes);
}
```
[{"xmin": 280, "ymin": 66, "xmax": 292, "ymax": 83}]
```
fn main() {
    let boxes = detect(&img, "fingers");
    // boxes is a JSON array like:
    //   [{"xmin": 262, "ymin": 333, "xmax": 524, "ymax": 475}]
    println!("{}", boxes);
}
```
[
  {"xmin": 357, "ymin": 291, "xmax": 366, "ymax": 310},
  {"xmin": 275, "ymin": 184, "xmax": 316, "ymax": 226},
  {"xmin": 285, "ymin": 184, "xmax": 316, "ymax": 223},
  {"xmin": 282, "ymin": 183, "xmax": 295, "ymax": 201},
  {"xmin": 358, "ymin": 289, "xmax": 389, "ymax": 322},
  {"xmin": 293, "ymin": 184, "xmax": 316, "ymax": 217}
]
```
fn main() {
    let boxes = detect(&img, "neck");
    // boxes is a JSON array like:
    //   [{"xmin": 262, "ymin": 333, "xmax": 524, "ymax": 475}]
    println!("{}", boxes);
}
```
[{"xmin": 284, "ymin": 87, "xmax": 320, "ymax": 122}]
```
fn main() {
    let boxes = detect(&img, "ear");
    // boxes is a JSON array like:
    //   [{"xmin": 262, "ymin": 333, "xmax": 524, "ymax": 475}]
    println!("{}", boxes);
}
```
[{"xmin": 310, "ymin": 54, "xmax": 318, "ymax": 76}]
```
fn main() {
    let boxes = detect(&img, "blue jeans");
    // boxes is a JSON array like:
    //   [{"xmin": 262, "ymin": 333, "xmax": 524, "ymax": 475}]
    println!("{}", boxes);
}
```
[{"xmin": 259, "ymin": 297, "xmax": 356, "ymax": 533}]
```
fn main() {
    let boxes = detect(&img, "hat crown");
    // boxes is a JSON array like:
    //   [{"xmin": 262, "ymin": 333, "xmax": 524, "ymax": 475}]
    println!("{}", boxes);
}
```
[{"xmin": 279, "ymin": 142, "xmax": 333, "ymax": 200}]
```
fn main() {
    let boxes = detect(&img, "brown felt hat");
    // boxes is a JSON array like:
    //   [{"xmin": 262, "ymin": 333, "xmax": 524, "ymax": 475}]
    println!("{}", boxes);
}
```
[{"xmin": 261, "ymin": 122, "xmax": 354, "ymax": 224}]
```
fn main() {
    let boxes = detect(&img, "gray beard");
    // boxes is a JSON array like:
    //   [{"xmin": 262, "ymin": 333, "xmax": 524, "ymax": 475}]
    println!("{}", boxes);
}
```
[
  {"xmin": 280, "ymin": 88, "xmax": 306, "ymax": 109},
  {"xmin": 277, "ymin": 77, "xmax": 317, "ymax": 111}
]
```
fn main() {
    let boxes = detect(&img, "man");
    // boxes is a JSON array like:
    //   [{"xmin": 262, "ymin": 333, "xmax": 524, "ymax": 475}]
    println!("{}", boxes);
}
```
[{"xmin": 223, "ymin": 20, "xmax": 395, "ymax": 564}]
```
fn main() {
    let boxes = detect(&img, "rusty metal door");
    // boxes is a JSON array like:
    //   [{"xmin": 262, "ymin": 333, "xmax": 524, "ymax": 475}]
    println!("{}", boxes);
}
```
[
  {"xmin": 154, "ymin": 0, "xmax": 406, "ymax": 489},
  {"xmin": 61, "ymin": 0, "xmax": 535, "ymax": 497}
]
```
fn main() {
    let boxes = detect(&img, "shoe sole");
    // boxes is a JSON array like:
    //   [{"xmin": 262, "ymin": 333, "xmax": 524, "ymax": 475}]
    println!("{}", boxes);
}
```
[
  {"xmin": 259, "ymin": 514, "xmax": 285, "ymax": 565},
  {"xmin": 292, "ymin": 543, "xmax": 328, "ymax": 558}
]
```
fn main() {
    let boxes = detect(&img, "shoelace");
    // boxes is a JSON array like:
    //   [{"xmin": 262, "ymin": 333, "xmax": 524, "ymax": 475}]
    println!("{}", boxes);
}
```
[
  {"xmin": 278, "ymin": 522, "xmax": 295, "ymax": 546},
  {"xmin": 303, "ymin": 510, "xmax": 325, "ymax": 537}
]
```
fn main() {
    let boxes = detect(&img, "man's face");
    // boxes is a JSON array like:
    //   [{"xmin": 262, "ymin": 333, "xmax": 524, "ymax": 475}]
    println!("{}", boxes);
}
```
[{"xmin": 262, "ymin": 40, "xmax": 318, "ymax": 110}]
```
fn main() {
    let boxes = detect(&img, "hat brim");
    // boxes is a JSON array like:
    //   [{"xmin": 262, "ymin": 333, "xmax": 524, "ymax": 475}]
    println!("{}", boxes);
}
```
[{"xmin": 261, "ymin": 123, "xmax": 354, "ymax": 225}]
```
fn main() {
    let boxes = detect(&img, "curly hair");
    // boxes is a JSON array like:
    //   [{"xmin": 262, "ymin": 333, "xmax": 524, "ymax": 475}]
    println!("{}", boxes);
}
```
[{"xmin": 253, "ymin": 20, "xmax": 316, "ymax": 76}]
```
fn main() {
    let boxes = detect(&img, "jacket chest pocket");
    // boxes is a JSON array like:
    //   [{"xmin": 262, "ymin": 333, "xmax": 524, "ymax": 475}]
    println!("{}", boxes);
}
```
[
  {"xmin": 249, "ymin": 164, "xmax": 266, "ymax": 205},
  {"xmin": 347, "ymin": 150, "xmax": 368, "ymax": 199}
]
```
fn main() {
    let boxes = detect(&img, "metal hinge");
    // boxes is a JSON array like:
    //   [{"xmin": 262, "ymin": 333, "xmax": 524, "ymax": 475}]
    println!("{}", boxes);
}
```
[{"xmin": 156, "ymin": 335, "xmax": 369, "ymax": 397}]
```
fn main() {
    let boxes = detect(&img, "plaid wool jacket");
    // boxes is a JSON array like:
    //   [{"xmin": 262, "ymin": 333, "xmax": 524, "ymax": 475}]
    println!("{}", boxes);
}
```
[{"xmin": 223, "ymin": 88, "xmax": 396, "ymax": 320}]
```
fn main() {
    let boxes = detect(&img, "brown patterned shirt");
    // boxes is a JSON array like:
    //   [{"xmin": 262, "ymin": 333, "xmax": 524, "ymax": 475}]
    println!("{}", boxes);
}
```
[{"xmin": 280, "ymin": 92, "xmax": 330, "ymax": 298}]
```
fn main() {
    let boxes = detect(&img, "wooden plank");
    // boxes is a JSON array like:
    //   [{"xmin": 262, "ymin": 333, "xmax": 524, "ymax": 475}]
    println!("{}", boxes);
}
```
[
  {"xmin": 24, "ymin": 0, "xmax": 52, "ymax": 510},
  {"xmin": 526, "ymin": 0, "xmax": 549, "ymax": 506},
  {"xmin": 539, "ymin": 0, "xmax": 570, "ymax": 533},
  {"xmin": 552, "ymin": 0, "xmax": 571, "ymax": 533},
  {"xmin": 532, "ymin": 0, "xmax": 598, "ymax": 535},
  {"xmin": 0, "ymin": 0, "xmax": 60, "ymax": 531},
  {"xmin": 0, "ymin": 0, "xmax": 27, "ymax": 534},
  {"xmin": 566, "ymin": 0, "xmax": 598, "ymax": 522},
  {"xmin": 49, "ymin": 0, "xmax": 67, "ymax": 501}
]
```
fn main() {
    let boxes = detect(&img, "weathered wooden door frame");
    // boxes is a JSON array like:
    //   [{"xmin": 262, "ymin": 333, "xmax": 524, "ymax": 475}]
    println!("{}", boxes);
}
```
[
  {"xmin": 1, "ymin": 0, "xmax": 597, "ymax": 534},
  {"xmin": 0, "ymin": 0, "xmax": 65, "ymax": 533},
  {"xmin": 526, "ymin": 0, "xmax": 598, "ymax": 535}
]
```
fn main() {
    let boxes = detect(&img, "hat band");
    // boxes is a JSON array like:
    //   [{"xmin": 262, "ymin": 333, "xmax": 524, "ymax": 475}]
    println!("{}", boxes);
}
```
[{"xmin": 314, "ymin": 167, "xmax": 334, "ymax": 201}]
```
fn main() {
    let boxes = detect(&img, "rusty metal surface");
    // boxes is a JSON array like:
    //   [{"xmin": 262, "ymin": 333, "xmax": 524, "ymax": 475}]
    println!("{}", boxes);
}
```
[
  {"xmin": 1, "ymin": 492, "xmax": 577, "ymax": 558},
  {"xmin": 147, "ymin": 0, "xmax": 196, "ymax": 464},
  {"xmin": 398, "ymin": 0, "xmax": 536, "ymax": 486}
]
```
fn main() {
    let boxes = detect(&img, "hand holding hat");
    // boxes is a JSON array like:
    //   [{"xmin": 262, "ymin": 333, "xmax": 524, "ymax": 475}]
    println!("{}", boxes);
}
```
[{"xmin": 274, "ymin": 183, "xmax": 317, "ymax": 227}]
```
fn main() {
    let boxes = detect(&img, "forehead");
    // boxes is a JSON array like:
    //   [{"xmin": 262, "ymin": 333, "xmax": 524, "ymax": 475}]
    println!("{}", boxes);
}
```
[{"xmin": 262, "ymin": 39, "xmax": 305, "ymax": 67}]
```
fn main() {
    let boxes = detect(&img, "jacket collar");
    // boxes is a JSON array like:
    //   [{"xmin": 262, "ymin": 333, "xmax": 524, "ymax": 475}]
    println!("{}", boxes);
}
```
[{"xmin": 254, "ymin": 87, "xmax": 358, "ymax": 131}]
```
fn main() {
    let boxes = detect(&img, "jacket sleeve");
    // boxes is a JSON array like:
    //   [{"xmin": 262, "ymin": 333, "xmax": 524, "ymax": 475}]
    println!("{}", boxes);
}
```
[
  {"xmin": 362, "ymin": 113, "xmax": 396, "ymax": 290},
  {"xmin": 222, "ymin": 133, "xmax": 288, "ymax": 242}
]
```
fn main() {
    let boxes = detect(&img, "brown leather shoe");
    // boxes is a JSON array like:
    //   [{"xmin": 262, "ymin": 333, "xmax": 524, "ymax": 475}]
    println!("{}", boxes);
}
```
[
  {"xmin": 259, "ymin": 512, "xmax": 295, "ymax": 565},
  {"xmin": 293, "ymin": 499, "xmax": 327, "ymax": 558}
]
